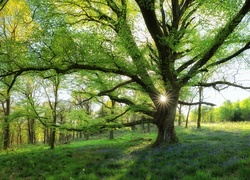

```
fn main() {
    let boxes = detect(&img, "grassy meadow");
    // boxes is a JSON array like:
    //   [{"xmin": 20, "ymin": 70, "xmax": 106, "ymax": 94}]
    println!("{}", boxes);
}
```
[{"xmin": 0, "ymin": 122, "xmax": 250, "ymax": 180}]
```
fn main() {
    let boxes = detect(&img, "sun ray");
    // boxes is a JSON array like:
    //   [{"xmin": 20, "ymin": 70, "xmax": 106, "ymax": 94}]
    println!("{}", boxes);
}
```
[{"xmin": 155, "ymin": 92, "xmax": 174, "ymax": 109}]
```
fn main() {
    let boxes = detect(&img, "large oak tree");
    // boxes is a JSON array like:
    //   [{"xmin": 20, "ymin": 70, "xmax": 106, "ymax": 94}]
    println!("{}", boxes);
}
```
[{"xmin": 1, "ymin": 0, "xmax": 250, "ymax": 146}]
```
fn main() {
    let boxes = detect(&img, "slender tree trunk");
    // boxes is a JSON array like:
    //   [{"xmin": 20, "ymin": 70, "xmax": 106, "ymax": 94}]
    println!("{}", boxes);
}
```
[
  {"xmin": 109, "ymin": 100, "xmax": 115, "ymax": 140},
  {"xmin": 3, "ymin": 121, "xmax": 10, "ymax": 149},
  {"xmin": 59, "ymin": 115, "xmax": 65, "ymax": 143},
  {"xmin": 185, "ymin": 105, "xmax": 191, "ymax": 128},
  {"xmin": 50, "ymin": 113, "xmax": 57, "ymax": 149},
  {"xmin": 142, "ymin": 123, "xmax": 145, "ymax": 133},
  {"xmin": 28, "ymin": 118, "xmax": 35, "ymax": 144},
  {"xmin": 109, "ymin": 131, "xmax": 114, "ymax": 140},
  {"xmin": 197, "ymin": 86, "xmax": 203, "ymax": 129},
  {"xmin": 44, "ymin": 127, "xmax": 49, "ymax": 144},
  {"xmin": 59, "ymin": 131, "xmax": 64, "ymax": 143},
  {"xmin": 3, "ymin": 97, "xmax": 10, "ymax": 150},
  {"xmin": 10, "ymin": 131, "xmax": 14, "ymax": 146},
  {"xmin": 18, "ymin": 123, "xmax": 22, "ymax": 145},
  {"xmin": 50, "ymin": 127, "xmax": 56, "ymax": 149},
  {"xmin": 178, "ymin": 104, "xmax": 182, "ymax": 126},
  {"xmin": 43, "ymin": 128, "xmax": 46, "ymax": 144},
  {"xmin": 147, "ymin": 123, "xmax": 150, "ymax": 132},
  {"xmin": 80, "ymin": 131, "xmax": 83, "ymax": 138},
  {"xmin": 84, "ymin": 133, "xmax": 89, "ymax": 140},
  {"xmin": 152, "ymin": 90, "xmax": 180, "ymax": 147},
  {"xmin": 131, "ymin": 114, "xmax": 136, "ymax": 131}
]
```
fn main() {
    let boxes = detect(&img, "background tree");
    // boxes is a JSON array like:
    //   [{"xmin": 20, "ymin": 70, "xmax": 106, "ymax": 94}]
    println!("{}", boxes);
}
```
[
  {"xmin": 240, "ymin": 97, "xmax": 250, "ymax": 121},
  {"xmin": 41, "ymin": 73, "xmax": 64, "ymax": 149},
  {"xmin": 15, "ymin": 75, "xmax": 41, "ymax": 144},
  {"xmin": 183, "ymin": 87, "xmax": 198, "ymax": 128},
  {"xmin": 0, "ymin": 0, "xmax": 36, "ymax": 149},
  {"xmin": 190, "ymin": 96, "xmax": 250, "ymax": 122},
  {"xmin": 232, "ymin": 100, "xmax": 243, "ymax": 121},
  {"xmin": 72, "ymin": 92, "xmax": 93, "ymax": 140},
  {"xmin": 218, "ymin": 100, "xmax": 234, "ymax": 121},
  {"xmin": 0, "ymin": 82, "xmax": 11, "ymax": 149}
]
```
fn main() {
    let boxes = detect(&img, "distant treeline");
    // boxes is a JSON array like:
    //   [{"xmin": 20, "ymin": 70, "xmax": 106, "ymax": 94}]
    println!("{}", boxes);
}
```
[{"xmin": 190, "ymin": 97, "xmax": 250, "ymax": 122}]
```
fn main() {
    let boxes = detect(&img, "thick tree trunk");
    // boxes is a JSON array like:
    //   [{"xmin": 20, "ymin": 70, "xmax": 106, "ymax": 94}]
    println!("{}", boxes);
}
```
[{"xmin": 151, "ymin": 90, "xmax": 180, "ymax": 147}]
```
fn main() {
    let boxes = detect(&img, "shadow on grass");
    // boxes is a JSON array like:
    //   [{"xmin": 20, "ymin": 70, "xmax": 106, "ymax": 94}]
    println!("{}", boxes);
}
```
[
  {"xmin": 120, "ymin": 126, "xmax": 250, "ymax": 180},
  {"xmin": 0, "ymin": 125, "xmax": 250, "ymax": 179},
  {"xmin": 0, "ymin": 138, "xmax": 145, "ymax": 179}
]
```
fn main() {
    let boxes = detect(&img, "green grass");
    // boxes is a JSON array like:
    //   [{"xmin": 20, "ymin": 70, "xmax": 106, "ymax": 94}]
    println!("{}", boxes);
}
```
[{"xmin": 0, "ymin": 122, "xmax": 250, "ymax": 179}]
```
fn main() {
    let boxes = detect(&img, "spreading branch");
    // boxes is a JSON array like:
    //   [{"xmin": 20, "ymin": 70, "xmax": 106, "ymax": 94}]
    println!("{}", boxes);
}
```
[
  {"xmin": 98, "ymin": 79, "xmax": 134, "ymax": 96},
  {"xmin": 197, "ymin": 81, "xmax": 250, "ymax": 91},
  {"xmin": 123, "ymin": 117, "xmax": 154, "ymax": 127},
  {"xmin": 52, "ymin": 117, "xmax": 154, "ymax": 132},
  {"xmin": 178, "ymin": 100, "xmax": 216, "ymax": 106},
  {"xmin": 0, "ymin": 62, "xmax": 157, "ymax": 95},
  {"xmin": 106, "ymin": 108, "xmax": 131, "ymax": 123},
  {"xmin": 180, "ymin": 0, "xmax": 250, "ymax": 84},
  {"xmin": 108, "ymin": 94, "xmax": 154, "ymax": 117},
  {"xmin": 135, "ymin": 0, "xmax": 164, "ymax": 51},
  {"xmin": 201, "ymin": 41, "xmax": 250, "ymax": 71}
]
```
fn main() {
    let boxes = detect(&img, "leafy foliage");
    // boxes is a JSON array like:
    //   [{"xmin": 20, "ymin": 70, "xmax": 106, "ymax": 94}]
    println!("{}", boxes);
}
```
[{"xmin": 191, "ymin": 97, "xmax": 250, "ymax": 122}]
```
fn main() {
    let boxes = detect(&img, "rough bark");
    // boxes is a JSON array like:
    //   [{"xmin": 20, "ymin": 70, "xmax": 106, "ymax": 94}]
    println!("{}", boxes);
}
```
[
  {"xmin": 153, "ymin": 107, "xmax": 179, "ymax": 146},
  {"xmin": 151, "ymin": 90, "xmax": 180, "ymax": 147}
]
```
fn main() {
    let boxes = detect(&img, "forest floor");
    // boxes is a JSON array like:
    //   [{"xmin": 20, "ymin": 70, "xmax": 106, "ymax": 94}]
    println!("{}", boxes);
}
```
[{"xmin": 0, "ymin": 122, "xmax": 250, "ymax": 180}]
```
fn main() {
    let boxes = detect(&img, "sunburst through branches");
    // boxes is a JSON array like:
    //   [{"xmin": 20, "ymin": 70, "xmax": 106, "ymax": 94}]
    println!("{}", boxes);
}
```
[
  {"xmin": 155, "ymin": 92, "xmax": 173, "ymax": 108},
  {"xmin": 160, "ymin": 95, "xmax": 167, "ymax": 102}
]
